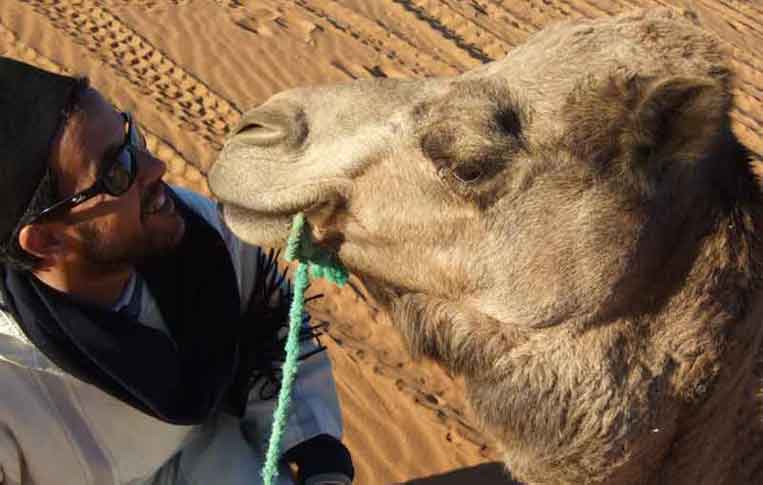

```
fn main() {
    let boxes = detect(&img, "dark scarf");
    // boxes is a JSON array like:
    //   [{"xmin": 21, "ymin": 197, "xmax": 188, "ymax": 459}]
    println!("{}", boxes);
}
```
[{"xmin": 0, "ymin": 193, "xmax": 242, "ymax": 425}]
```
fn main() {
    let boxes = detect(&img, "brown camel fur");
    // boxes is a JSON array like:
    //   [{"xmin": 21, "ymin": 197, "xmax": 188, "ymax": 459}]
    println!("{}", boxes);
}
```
[{"xmin": 209, "ymin": 8, "xmax": 763, "ymax": 485}]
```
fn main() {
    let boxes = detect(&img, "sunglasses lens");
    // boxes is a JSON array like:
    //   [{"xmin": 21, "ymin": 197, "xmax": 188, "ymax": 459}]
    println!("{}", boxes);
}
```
[
  {"xmin": 130, "ymin": 119, "xmax": 147, "ymax": 151},
  {"xmin": 103, "ymin": 149, "xmax": 135, "ymax": 195}
]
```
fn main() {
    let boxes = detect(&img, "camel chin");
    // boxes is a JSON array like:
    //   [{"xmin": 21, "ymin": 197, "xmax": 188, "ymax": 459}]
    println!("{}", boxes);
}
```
[{"xmin": 219, "ymin": 204, "xmax": 292, "ymax": 249}]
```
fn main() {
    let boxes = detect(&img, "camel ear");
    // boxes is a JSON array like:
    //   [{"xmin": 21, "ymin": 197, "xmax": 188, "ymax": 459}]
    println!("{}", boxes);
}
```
[
  {"xmin": 621, "ymin": 76, "xmax": 729, "ymax": 193},
  {"xmin": 565, "ymin": 74, "xmax": 729, "ymax": 195}
]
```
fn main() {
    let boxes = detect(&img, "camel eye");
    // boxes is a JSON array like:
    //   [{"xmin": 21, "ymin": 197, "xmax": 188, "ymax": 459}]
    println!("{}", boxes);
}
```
[{"xmin": 452, "ymin": 164, "xmax": 483, "ymax": 183}]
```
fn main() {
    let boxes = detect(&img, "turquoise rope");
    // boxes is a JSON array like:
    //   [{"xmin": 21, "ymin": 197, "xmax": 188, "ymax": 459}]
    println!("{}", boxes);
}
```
[{"xmin": 261, "ymin": 213, "xmax": 347, "ymax": 485}]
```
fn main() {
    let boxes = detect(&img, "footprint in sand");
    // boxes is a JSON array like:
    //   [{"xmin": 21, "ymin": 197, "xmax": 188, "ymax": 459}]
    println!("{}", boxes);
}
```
[
  {"xmin": 230, "ymin": 6, "xmax": 323, "ymax": 45},
  {"xmin": 230, "ymin": 7, "xmax": 282, "ymax": 37}
]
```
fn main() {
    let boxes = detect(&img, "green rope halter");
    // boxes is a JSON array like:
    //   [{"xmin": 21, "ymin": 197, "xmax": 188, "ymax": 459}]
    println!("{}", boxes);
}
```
[{"xmin": 261, "ymin": 213, "xmax": 348, "ymax": 485}]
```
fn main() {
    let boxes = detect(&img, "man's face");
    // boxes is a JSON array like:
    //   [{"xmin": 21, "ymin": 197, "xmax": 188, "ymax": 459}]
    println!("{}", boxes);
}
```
[{"xmin": 49, "ymin": 88, "xmax": 185, "ymax": 269}]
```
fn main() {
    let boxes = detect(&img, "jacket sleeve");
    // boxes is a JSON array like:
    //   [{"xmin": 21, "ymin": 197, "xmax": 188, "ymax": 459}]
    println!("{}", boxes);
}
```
[
  {"xmin": 170, "ymin": 188, "xmax": 344, "ymax": 453},
  {"xmin": 0, "ymin": 425, "xmax": 22, "ymax": 485}
]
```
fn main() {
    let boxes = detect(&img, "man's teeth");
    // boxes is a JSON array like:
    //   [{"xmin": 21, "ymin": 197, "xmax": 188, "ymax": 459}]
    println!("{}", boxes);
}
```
[{"xmin": 146, "ymin": 190, "xmax": 167, "ymax": 214}]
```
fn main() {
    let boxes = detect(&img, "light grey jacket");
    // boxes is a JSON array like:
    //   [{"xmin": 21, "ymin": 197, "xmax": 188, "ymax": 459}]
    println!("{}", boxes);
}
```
[{"xmin": 0, "ymin": 188, "xmax": 343, "ymax": 485}]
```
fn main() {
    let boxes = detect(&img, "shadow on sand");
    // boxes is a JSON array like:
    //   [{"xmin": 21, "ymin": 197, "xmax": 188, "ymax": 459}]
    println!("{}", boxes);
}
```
[{"xmin": 401, "ymin": 462, "xmax": 522, "ymax": 485}]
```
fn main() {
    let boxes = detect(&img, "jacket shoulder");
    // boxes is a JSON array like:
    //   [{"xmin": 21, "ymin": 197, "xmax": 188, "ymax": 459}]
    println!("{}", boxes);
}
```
[{"xmin": 171, "ymin": 186, "xmax": 222, "ymax": 231}]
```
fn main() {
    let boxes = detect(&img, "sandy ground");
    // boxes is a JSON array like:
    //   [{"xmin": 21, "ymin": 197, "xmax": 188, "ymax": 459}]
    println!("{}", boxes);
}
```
[{"xmin": 1, "ymin": 1, "xmax": 761, "ymax": 483}]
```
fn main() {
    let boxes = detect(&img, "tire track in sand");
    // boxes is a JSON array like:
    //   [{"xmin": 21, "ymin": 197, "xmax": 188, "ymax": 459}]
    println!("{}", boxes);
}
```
[
  {"xmin": 492, "ymin": 0, "xmax": 609, "ymax": 37},
  {"xmin": 215, "ymin": 0, "xmax": 461, "ymax": 77},
  {"xmin": 0, "ymin": 18, "xmax": 211, "ymax": 195},
  {"xmin": 482, "ymin": 0, "xmax": 551, "ymax": 34},
  {"xmin": 394, "ymin": 0, "xmax": 524, "ymax": 60},
  {"xmin": 701, "ymin": 0, "xmax": 763, "ymax": 39},
  {"xmin": 339, "ymin": 336, "xmax": 496, "ymax": 457},
  {"xmin": 100, "ymin": 0, "xmax": 191, "ymax": 11},
  {"xmin": 389, "ymin": 0, "xmax": 497, "ymax": 63},
  {"xmin": 16, "ymin": 0, "xmax": 241, "ymax": 169},
  {"xmin": 292, "ymin": 0, "xmax": 459, "ymax": 77},
  {"xmin": 724, "ymin": 0, "xmax": 763, "ymax": 20}
]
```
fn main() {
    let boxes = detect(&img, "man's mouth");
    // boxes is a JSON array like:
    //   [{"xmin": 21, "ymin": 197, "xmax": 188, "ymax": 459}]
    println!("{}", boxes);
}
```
[{"xmin": 143, "ymin": 185, "xmax": 174, "ymax": 216}]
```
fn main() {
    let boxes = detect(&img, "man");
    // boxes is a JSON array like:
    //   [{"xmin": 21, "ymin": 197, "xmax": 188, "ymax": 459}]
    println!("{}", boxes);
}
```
[{"xmin": 0, "ymin": 57, "xmax": 353, "ymax": 485}]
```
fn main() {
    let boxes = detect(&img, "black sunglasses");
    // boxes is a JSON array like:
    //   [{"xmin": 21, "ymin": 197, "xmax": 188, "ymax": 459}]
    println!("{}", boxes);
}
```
[{"xmin": 22, "ymin": 112, "xmax": 145, "ymax": 225}]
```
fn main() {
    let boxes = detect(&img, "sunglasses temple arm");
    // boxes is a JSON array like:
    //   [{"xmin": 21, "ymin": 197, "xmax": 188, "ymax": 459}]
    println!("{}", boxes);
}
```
[{"xmin": 34, "ymin": 182, "xmax": 104, "ymax": 221}]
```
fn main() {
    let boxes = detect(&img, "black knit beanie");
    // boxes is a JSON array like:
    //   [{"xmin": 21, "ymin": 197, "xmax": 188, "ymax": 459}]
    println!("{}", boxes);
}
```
[{"xmin": 0, "ymin": 57, "xmax": 78, "ymax": 251}]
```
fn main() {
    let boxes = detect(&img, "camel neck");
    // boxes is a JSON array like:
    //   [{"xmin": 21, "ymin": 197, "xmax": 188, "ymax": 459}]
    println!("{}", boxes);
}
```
[{"xmin": 655, "ymin": 296, "xmax": 763, "ymax": 485}]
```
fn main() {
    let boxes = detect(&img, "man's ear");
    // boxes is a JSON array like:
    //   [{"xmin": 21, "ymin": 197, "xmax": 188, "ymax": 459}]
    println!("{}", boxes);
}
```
[
  {"xmin": 566, "ymin": 74, "xmax": 730, "ymax": 195},
  {"xmin": 17, "ymin": 223, "xmax": 66, "ymax": 265}
]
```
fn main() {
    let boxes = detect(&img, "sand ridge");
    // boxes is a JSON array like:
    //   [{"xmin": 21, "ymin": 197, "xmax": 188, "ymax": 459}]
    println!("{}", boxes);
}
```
[{"xmin": 1, "ymin": 1, "xmax": 761, "ymax": 483}]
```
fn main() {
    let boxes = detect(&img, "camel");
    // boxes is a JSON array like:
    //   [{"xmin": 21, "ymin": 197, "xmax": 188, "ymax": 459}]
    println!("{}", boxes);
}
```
[{"xmin": 208, "ymin": 8, "xmax": 763, "ymax": 485}]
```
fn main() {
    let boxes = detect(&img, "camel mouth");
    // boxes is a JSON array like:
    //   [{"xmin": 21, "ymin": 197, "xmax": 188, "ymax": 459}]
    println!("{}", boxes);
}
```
[
  {"xmin": 210, "ymin": 160, "xmax": 350, "ymax": 248},
  {"xmin": 217, "ymin": 198, "xmax": 309, "ymax": 219},
  {"xmin": 219, "ymin": 201, "xmax": 350, "ymax": 259},
  {"xmin": 217, "ymin": 202, "xmax": 297, "ymax": 248}
]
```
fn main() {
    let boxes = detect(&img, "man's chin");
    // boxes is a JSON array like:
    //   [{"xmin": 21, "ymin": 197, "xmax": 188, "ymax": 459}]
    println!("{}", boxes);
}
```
[{"xmin": 144, "ymin": 211, "xmax": 186, "ymax": 254}]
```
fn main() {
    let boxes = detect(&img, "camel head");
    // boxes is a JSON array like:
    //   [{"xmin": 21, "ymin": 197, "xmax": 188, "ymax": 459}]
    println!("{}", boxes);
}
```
[{"xmin": 210, "ymin": 8, "xmax": 763, "ymax": 484}]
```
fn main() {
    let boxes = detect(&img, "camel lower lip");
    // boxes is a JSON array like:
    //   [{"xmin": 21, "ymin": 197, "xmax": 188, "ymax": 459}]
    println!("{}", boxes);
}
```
[
  {"xmin": 218, "ymin": 198, "xmax": 322, "ymax": 221},
  {"xmin": 219, "ymin": 202, "xmax": 299, "ymax": 220},
  {"xmin": 218, "ymin": 203, "xmax": 295, "ymax": 248}
]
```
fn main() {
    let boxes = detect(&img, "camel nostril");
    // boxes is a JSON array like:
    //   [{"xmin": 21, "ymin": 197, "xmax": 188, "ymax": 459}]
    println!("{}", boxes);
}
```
[
  {"xmin": 233, "ymin": 121, "xmax": 288, "ymax": 146},
  {"xmin": 232, "ymin": 103, "xmax": 308, "ymax": 149},
  {"xmin": 235, "ymin": 122, "xmax": 263, "ymax": 134}
]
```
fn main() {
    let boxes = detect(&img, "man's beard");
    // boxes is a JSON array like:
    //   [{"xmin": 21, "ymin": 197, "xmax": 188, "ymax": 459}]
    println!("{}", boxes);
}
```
[
  {"xmin": 78, "ymin": 217, "xmax": 182, "ymax": 270},
  {"xmin": 77, "ymin": 182, "xmax": 186, "ymax": 270}
]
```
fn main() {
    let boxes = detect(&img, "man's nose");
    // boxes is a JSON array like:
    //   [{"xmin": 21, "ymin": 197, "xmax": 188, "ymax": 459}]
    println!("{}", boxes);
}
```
[{"xmin": 136, "ymin": 150, "xmax": 167, "ymax": 185}]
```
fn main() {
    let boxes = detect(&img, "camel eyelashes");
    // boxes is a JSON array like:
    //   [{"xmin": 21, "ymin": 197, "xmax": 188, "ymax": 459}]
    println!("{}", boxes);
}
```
[
  {"xmin": 452, "ymin": 164, "xmax": 484, "ymax": 183},
  {"xmin": 436, "ymin": 163, "xmax": 485, "ymax": 186},
  {"xmin": 422, "ymin": 130, "xmax": 487, "ymax": 185}
]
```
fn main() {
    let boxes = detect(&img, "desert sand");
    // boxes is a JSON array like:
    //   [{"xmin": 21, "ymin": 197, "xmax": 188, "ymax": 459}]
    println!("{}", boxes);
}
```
[{"xmin": 1, "ymin": 1, "xmax": 761, "ymax": 484}]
